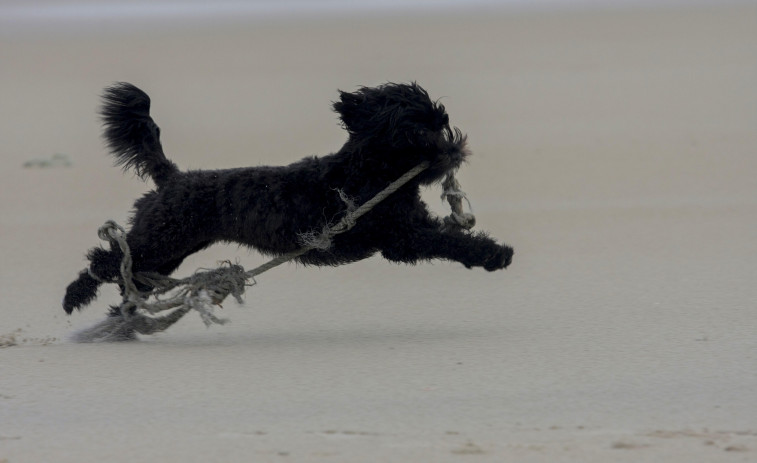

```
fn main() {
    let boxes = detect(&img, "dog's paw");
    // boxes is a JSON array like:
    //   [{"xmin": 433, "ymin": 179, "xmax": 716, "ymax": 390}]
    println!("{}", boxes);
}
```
[
  {"xmin": 62, "ymin": 270, "xmax": 101, "ymax": 313},
  {"xmin": 483, "ymin": 244, "xmax": 513, "ymax": 271}
]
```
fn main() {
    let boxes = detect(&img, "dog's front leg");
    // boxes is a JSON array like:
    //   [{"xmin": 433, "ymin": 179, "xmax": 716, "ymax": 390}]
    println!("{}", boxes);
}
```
[{"xmin": 380, "ymin": 227, "xmax": 513, "ymax": 271}]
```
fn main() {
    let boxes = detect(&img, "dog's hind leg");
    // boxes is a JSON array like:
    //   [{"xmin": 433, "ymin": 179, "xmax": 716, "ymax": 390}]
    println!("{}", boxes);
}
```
[
  {"xmin": 63, "ymin": 231, "xmax": 210, "ymax": 314},
  {"xmin": 63, "ymin": 246, "xmax": 124, "ymax": 313},
  {"xmin": 129, "ymin": 238, "xmax": 213, "ymax": 276},
  {"xmin": 63, "ymin": 270, "xmax": 102, "ymax": 314}
]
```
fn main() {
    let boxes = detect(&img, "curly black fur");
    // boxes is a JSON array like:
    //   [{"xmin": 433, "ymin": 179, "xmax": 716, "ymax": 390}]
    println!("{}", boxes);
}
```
[
  {"xmin": 100, "ymin": 83, "xmax": 178, "ymax": 186},
  {"xmin": 63, "ymin": 82, "xmax": 513, "ymax": 314}
]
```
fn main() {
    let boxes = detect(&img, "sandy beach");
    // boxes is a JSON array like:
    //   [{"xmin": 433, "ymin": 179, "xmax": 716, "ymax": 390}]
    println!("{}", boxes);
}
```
[{"xmin": 2, "ymin": 3, "xmax": 756, "ymax": 461}]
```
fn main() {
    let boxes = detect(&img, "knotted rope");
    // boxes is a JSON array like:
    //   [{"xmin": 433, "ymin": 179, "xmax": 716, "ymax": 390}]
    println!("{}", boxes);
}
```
[
  {"xmin": 441, "ymin": 173, "xmax": 476, "ymax": 231},
  {"xmin": 72, "ymin": 161, "xmax": 476, "ymax": 341}
]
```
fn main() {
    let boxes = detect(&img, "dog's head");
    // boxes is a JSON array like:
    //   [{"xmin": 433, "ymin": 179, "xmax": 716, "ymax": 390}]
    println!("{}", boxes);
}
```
[{"xmin": 333, "ymin": 82, "xmax": 468, "ymax": 184}]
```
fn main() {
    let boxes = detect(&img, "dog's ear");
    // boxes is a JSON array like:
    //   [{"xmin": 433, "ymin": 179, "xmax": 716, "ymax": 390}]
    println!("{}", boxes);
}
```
[{"xmin": 333, "ymin": 90, "xmax": 369, "ymax": 133}]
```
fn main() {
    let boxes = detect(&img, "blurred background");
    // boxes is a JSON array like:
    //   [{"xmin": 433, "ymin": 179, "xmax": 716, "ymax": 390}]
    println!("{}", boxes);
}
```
[{"xmin": 2, "ymin": 1, "xmax": 757, "ymax": 461}]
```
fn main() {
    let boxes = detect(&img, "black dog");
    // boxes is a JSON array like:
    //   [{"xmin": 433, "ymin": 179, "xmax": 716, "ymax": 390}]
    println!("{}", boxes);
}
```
[{"xmin": 63, "ymin": 82, "xmax": 513, "ymax": 315}]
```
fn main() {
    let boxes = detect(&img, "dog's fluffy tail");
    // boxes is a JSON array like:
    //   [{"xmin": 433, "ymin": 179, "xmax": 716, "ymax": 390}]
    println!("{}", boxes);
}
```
[{"xmin": 101, "ymin": 82, "xmax": 178, "ymax": 187}]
